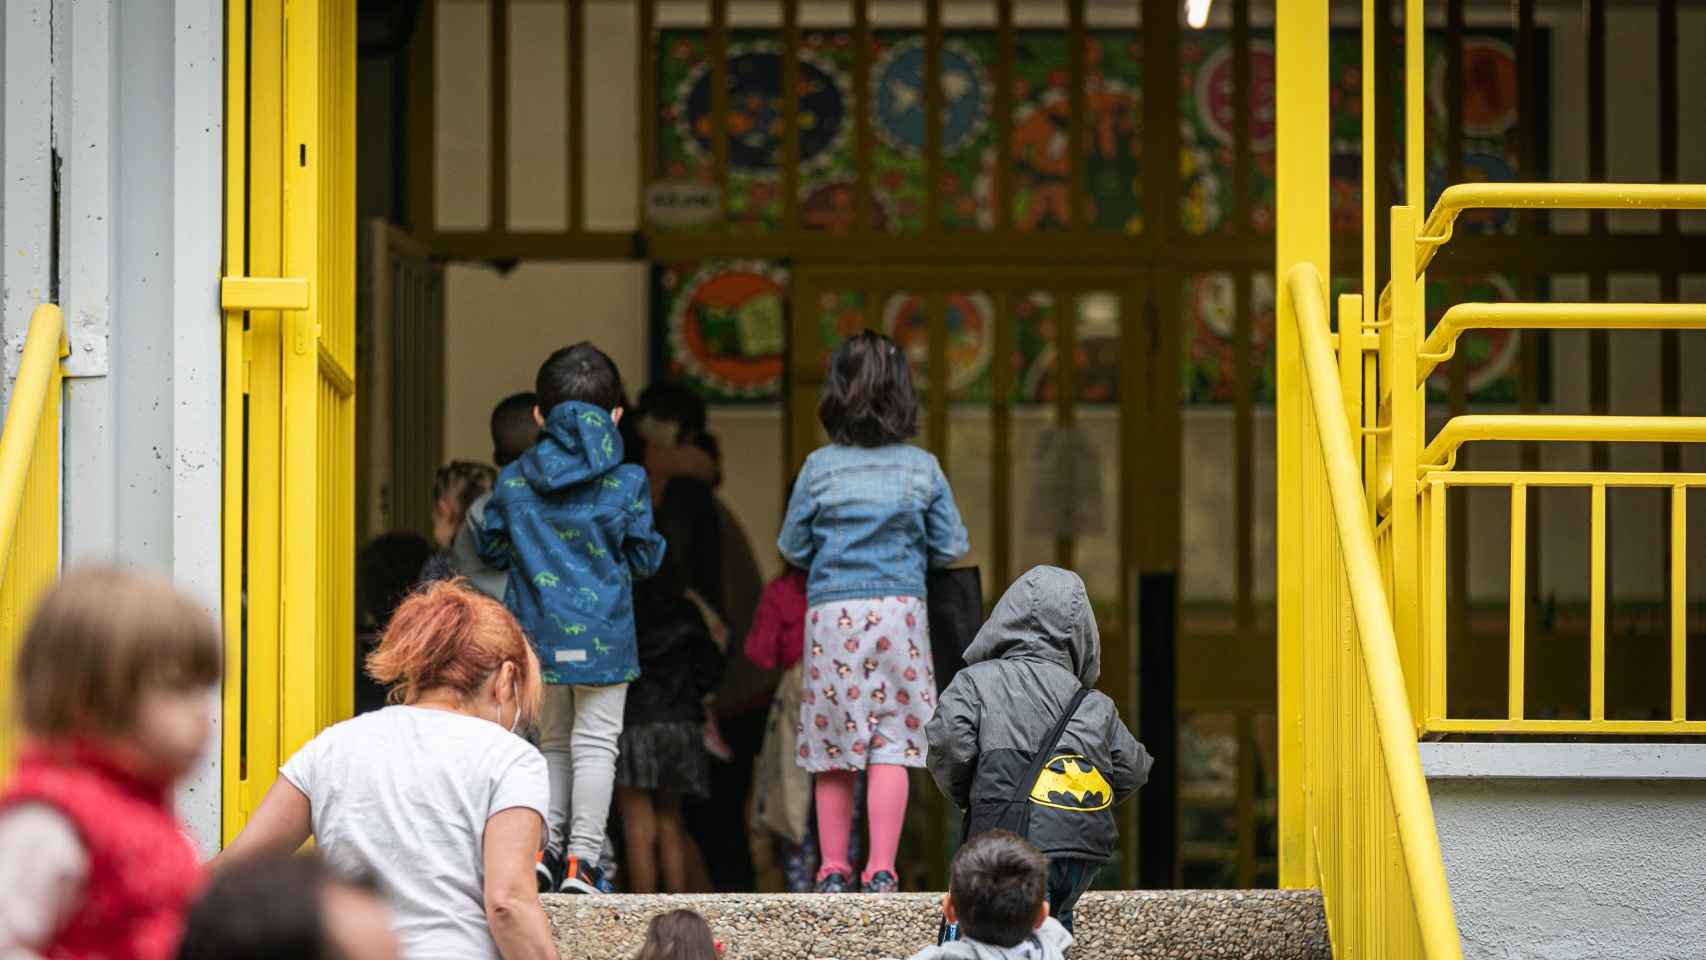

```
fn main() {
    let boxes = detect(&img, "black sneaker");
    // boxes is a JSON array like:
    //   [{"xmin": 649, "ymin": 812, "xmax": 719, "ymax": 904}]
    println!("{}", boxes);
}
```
[
  {"xmin": 862, "ymin": 871, "xmax": 899, "ymax": 894},
  {"xmin": 814, "ymin": 871, "xmax": 851, "ymax": 894},
  {"xmin": 559, "ymin": 855, "xmax": 606, "ymax": 895},
  {"xmin": 536, "ymin": 850, "xmax": 564, "ymax": 894}
]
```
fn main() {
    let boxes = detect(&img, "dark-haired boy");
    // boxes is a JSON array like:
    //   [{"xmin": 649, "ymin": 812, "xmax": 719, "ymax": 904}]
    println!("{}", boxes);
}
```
[
  {"xmin": 906, "ymin": 830, "xmax": 1072, "ymax": 960},
  {"xmin": 436, "ymin": 391, "xmax": 544, "ymax": 600},
  {"xmin": 479, "ymin": 343, "xmax": 667, "ymax": 894}
]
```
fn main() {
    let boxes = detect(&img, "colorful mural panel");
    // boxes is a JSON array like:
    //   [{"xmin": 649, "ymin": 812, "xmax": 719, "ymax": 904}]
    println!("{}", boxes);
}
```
[
  {"xmin": 652, "ymin": 28, "xmax": 1546, "ymax": 406},
  {"xmin": 1180, "ymin": 28, "xmax": 1543, "ymax": 236},
  {"xmin": 1184, "ymin": 272, "xmax": 1276, "ymax": 405},
  {"xmin": 654, "ymin": 260, "xmax": 790, "ymax": 402}
]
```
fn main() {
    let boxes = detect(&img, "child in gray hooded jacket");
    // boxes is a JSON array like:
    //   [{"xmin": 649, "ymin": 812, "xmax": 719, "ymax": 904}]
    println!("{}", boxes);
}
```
[
  {"xmin": 926, "ymin": 565, "xmax": 1152, "ymax": 932},
  {"xmin": 907, "ymin": 830, "xmax": 1072, "ymax": 960}
]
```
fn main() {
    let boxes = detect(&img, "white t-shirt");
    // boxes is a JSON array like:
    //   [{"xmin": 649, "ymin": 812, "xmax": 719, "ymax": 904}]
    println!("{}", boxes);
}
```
[{"xmin": 281, "ymin": 705, "xmax": 548, "ymax": 960}]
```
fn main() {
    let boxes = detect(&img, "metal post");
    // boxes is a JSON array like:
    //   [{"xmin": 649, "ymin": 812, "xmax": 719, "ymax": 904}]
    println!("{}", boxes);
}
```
[{"xmin": 1274, "ymin": 0, "xmax": 1330, "ymax": 891}]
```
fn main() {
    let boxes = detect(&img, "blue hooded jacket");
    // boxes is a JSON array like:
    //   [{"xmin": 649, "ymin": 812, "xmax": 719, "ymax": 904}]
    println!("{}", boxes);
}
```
[{"xmin": 478, "ymin": 401, "xmax": 667, "ymax": 685}]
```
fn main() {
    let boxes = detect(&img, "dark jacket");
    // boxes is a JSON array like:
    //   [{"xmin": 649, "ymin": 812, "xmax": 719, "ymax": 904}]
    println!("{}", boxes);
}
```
[
  {"xmin": 478, "ymin": 401, "xmax": 668, "ymax": 685},
  {"xmin": 654, "ymin": 474, "xmax": 725, "ymax": 616},
  {"xmin": 626, "ymin": 579, "xmax": 725, "ymax": 726},
  {"xmin": 925, "ymin": 565, "xmax": 1152, "ymax": 863}
]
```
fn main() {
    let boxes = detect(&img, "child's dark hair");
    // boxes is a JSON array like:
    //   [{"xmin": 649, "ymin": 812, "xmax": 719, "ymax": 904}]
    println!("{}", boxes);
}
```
[
  {"xmin": 537, "ymin": 342, "xmax": 623, "ymax": 416},
  {"xmin": 634, "ymin": 909, "xmax": 719, "ymax": 960},
  {"xmin": 14, "ymin": 567, "xmax": 221, "ymax": 739},
  {"xmin": 818, "ymin": 330, "xmax": 918, "ymax": 447},
  {"xmin": 490, "ymin": 391, "xmax": 542, "ymax": 466},
  {"xmin": 950, "ymin": 830, "xmax": 1048, "ymax": 948},
  {"xmin": 177, "ymin": 854, "xmax": 383, "ymax": 960}
]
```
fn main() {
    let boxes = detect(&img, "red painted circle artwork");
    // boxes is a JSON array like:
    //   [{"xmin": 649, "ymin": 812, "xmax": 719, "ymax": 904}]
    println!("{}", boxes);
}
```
[
  {"xmin": 883, "ymin": 291, "xmax": 994, "ymax": 394},
  {"xmin": 1197, "ymin": 42, "xmax": 1276, "ymax": 151},
  {"xmin": 667, "ymin": 261, "xmax": 789, "ymax": 399}
]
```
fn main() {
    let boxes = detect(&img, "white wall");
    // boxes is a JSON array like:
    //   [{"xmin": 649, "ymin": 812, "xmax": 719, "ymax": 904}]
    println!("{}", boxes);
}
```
[
  {"xmin": 1429, "ymin": 771, "xmax": 1706, "ymax": 959},
  {"xmin": 0, "ymin": 0, "xmax": 225, "ymax": 852}
]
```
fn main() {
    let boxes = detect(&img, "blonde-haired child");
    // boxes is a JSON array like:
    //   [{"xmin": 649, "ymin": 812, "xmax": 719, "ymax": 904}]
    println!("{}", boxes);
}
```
[{"xmin": 0, "ymin": 567, "xmax": 222, "ymax": 960}]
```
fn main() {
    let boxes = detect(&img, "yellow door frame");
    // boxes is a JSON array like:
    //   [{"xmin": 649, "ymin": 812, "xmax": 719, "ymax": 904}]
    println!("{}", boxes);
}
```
[{"xmin": 221, "ymin": 0, "xmax": 357, "ymax": 844}]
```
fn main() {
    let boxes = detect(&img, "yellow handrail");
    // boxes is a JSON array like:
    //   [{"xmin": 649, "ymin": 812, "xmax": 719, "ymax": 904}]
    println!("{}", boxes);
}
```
[
  {"xmin": 0, "ymin": 306, "xmax": 66, "ymax": 578},
  {"xmin": 1376, "ymin": 183, "xmax": 1706, "ymax": 320},
  {"xmin": 0, "ymin": 304, "xmax": 67, "ymax": 769},
  {"xmin": 1417, "ymin": 303, "xmax": 1706, "ymax": 382},
  {"xmin": 1422, "ymin": 414, "xmax": 1706, "ymax": 467},
  {"xmin": 1288, "ymin": 265, "xmax": 1462, "ymax": 959}
]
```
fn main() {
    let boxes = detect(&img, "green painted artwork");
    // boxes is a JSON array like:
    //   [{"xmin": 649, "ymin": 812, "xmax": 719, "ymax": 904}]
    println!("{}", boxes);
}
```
[{"xmin": 652, "ymin": 27, "xmax": 1546, "ymax": 407}]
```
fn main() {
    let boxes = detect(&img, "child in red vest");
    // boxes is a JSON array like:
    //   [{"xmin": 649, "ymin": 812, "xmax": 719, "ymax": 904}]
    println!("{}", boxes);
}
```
[{"xmin": 0, "ymin": 568, "xmax": 221, "ymax": 960}]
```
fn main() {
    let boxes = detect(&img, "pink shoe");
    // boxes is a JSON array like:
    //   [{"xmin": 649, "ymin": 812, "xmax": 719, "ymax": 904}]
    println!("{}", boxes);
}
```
[{"xmin": 703, "ymin": 717, "xmax": 734, "ymax": 762}]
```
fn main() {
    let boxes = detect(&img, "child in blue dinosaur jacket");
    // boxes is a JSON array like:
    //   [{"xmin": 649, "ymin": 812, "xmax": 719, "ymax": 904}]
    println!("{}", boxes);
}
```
[{"xmin": 479, "ymin": 342, "xmax": 668, "ymax": 894}]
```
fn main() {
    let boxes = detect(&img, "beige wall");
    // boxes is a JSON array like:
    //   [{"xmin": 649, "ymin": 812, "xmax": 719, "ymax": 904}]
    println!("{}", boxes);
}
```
[{"xmin": 442, "ymin": 262, "xmax": 649, "ymax": 462}]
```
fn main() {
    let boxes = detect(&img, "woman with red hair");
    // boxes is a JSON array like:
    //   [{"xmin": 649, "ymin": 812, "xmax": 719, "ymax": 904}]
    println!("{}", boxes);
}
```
[{"xmin": 215, "ymin": 581, "xmax": 557, "ymax": 960}]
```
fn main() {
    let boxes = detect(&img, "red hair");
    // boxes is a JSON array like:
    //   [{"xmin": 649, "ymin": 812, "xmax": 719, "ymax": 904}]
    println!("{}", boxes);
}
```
[{"xmin": 366, "ymin": 580, "xmax": 543, "ymax": 727}]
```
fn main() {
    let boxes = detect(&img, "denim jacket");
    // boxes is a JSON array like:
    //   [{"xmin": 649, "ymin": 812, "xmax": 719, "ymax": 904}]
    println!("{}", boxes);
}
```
[
  {"xmin": 778, "ymin": 443, "xmax": 969, "ymax": 607},
  {"xmin": 478, "ymin": 401, "xmax": 668, "ymax": 685}
]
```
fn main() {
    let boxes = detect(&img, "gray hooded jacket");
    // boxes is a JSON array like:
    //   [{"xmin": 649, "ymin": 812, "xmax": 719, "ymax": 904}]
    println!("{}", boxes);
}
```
[
  {"xmin": 925, "ymin": 566, "xmax": 1152, "ymax": 862},
  {"xmin": 905, "ymin": 918, "xmax": 1073, "ymax": 960},
  {"xmin": 448, "ymin": 493, "xmax": 509, "ymax": 601}
]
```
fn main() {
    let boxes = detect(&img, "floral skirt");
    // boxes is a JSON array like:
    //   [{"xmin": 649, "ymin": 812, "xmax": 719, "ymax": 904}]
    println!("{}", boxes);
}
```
[{"xmin": 796, "ymin": 596, "xmax": 936, "ymax": 773}]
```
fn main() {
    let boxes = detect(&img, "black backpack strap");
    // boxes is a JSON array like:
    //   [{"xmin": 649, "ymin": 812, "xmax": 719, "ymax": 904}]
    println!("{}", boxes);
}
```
[{"xmin": 1016, "ymin": 686, "xmax": 1092, "ymax": 806}]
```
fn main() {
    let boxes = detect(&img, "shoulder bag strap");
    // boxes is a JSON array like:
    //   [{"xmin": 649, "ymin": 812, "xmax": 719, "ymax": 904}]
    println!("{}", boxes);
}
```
[{"xmin": 1016, "ymin": 686, "xmax": 1092, "ymax": 807}]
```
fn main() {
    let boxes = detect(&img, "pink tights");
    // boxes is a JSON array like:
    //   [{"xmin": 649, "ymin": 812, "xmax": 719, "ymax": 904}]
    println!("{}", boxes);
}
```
[{"xmin": 815, "ymin": 765, "xmax": 909, "ymax": 884}]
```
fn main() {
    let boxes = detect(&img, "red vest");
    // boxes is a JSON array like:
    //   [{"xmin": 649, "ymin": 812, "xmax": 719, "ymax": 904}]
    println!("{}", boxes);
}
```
[{"xmin": 0, "ymin": 742, "xmax": 203, "ymax": 960}]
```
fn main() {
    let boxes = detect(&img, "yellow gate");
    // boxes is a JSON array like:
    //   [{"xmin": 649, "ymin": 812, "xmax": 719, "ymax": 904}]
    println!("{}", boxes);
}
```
[{"xmin": 220, "ymin": 0, "xmax": 357, "ymax": 843}]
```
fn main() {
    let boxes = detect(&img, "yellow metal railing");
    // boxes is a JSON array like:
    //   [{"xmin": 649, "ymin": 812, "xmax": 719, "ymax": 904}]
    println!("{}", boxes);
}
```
[
  {"xmin": 0, "ymin": 305, "xmax": 66, "ymax": 769},
  {"xmin": 1287, "ymin": 265, "xmax": 1462, "ymax": 960},
  {"xmin": 1373, "ymin": 185, "xmax": 1706, "ymax": 738},
  {"xmin": 1420, "ymin": 471, "xmax": 1706, "ymax": 735}
]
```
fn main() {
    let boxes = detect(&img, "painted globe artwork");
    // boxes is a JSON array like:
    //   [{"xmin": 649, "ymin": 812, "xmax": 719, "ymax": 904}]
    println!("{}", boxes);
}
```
[
  {"xmin": 884, "ymin": 292, "xmax": 995, "ymax": 394},
  {"xmin": 678, "ymin": 45, "xmax": 849, "ymax": 176},
  {"xmin": 873, "ymin": 39, "xmax": 991, "ymax": 157}
]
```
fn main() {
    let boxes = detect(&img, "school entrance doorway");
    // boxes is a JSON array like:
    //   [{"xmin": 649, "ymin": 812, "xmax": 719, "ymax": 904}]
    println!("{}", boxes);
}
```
[
  {"xmin": 230, "ymin": 0, "xmax": 1502, "ymax": 890},
  {"xmin": 226, "ymin": 0, "xmax": 1303, "ymax": 890}
]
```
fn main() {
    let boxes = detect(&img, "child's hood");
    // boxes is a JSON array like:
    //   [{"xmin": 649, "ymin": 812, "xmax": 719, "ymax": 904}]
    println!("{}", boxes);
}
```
[
  {"xmin": 962, "ymin": 565, "xmax": 1100, "ymax": 686},
  {"xmin": 517, "ymin": 400, "xmax": 626, "ymax": 494},
  {"xmin": 905, "ymin": 918, "xmax": 1073, "ymax": 960}
]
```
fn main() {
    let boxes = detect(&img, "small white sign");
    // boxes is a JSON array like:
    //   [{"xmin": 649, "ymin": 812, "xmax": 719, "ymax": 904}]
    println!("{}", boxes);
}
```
[
  {"xmin": 555, "ymin": 649, "xmax": 589, "ymax": 663},
  {"xmin": 645, "ymin": 181, "xmax": 722, "ymax": 227}
]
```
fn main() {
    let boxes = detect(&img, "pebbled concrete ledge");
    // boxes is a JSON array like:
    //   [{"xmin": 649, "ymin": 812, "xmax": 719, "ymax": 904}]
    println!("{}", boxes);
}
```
[{"xmin": 543, "ymin": 890, "xmax": 1330, "ymax": 960}]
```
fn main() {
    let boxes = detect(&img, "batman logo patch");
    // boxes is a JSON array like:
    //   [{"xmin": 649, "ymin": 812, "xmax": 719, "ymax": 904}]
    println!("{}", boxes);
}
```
[{"xmin": 1029, "ymin": 754, "xmax": 1112, "ymax": 812}]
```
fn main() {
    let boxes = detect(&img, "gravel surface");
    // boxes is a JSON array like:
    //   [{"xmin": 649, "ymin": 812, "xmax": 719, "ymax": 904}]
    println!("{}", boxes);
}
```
[{"xmin": 543, "ymin": 890, "xmax": 1330, "ymax": 959}]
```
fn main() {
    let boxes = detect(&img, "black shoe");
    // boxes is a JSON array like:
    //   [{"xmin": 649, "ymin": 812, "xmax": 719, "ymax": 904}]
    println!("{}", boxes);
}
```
[
  {"xmin": 862, "ymin": 871, "xmax": 899, "ymax": 894},
  {"xmin": 560, "ymin": 855, "xmax": 606, "ymax": 895},
  {"xmin": 536, "ymin": 850, "xmax": 564, "ymax": 894},
  {"xmin": 815, "ymin": 871, "xmax": 851, "ymax": 894}
]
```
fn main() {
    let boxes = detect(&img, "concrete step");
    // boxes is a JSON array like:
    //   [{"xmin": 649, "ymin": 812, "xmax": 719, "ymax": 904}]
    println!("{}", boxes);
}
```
[{"xmin": 543, "ymin": 890, "xmax": 1330, "ymax": 959}]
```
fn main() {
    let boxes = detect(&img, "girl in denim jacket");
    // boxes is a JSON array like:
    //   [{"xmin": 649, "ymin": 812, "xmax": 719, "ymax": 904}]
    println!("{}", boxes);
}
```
[{"xmin": 778, "ymin": 330, "xmax": 970, "ymax": 893}]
